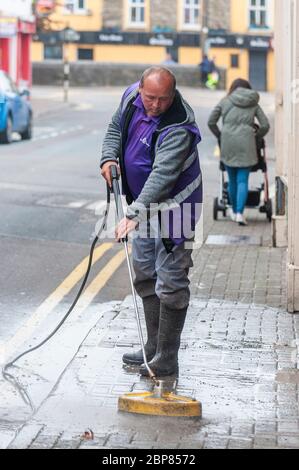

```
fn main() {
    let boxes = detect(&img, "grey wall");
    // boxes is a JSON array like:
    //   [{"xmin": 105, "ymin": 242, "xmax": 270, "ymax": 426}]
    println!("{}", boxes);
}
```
[{"xmin": 32, "ymin": 61, "xmax": 226, "ymax": 89}]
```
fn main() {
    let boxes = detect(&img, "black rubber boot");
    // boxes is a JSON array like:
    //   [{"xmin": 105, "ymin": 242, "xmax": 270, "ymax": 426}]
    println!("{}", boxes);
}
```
[
  {"xmin": 139, "ymin": 303, "xmax": 188, "ymax": 377},
  {"xmin": 122, "ymin": 294, "xmax": 160, "ymax": 365}
]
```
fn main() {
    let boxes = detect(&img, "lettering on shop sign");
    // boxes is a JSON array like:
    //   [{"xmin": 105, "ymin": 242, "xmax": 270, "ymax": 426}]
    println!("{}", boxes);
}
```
[
  {"xmin": 149, "ymin": 35, "xmax": 174, "ymax": 46},
  {"xmin": 209, "ymin": 36, "xmax": 227, "ymax": 46},
  {"xmin": 250, "ymin": 38, "xmax": 270, "ymax": 49},
  {"xmin": 98, "ymin": 34, "xmax": 124, "ymax": 43}
]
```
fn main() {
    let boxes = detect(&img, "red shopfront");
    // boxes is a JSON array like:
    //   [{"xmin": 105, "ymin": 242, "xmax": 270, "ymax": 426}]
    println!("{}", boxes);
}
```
[{"xmin": 0, "ymin": 17, "xmax": 35, "ymax": 87}]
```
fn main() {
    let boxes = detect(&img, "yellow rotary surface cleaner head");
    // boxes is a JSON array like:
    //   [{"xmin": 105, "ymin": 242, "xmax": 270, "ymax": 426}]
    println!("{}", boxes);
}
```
[{"xmin": 118, "ymin": 380, "xmax": 202, "ymax": 418}]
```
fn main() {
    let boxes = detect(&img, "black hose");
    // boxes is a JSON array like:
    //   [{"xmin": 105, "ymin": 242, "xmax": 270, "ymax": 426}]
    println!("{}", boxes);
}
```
[{"xmin": 2, "ymin": 183, "xmax": 111, "ymax": 396}]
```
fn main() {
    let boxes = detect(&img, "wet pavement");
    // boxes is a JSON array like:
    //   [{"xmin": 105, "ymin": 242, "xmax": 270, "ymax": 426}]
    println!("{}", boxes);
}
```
[
  {"xmin": 1, "ymin": 87, "xmax": 298, "ymax": 450},
  {"xmin": 2, "ymin": 209, "xmax": 299, "ymax": 450}
]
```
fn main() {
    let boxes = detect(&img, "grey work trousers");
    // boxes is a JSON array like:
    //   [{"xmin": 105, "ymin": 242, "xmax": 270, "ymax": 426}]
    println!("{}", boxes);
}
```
[{"xmin": 132, "ymin": 224, "xmax": 194, "ymax": 310}]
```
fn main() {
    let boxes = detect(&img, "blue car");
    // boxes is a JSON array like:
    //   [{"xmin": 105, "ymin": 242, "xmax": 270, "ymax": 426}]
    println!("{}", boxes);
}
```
[{"xmin": 0, "ymin": 70, "xmax": 32, "ymax": 144}]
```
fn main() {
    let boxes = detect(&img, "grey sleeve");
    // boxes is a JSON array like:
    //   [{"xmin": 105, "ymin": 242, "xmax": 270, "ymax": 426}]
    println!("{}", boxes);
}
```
[
  {"xmin": 208, "ymin": 103, "xmax": 222, "ymax": 139},
  {"xmin": 126, "ymin": 128, "xmax": 193, "ymax": 221},
  {"xmin": 255, "ymin": 105, "xmax": 270, "ymax": 138},
  {"xmin": 100, "ymin": 105, "xmax": 122, "ymax": 168}
]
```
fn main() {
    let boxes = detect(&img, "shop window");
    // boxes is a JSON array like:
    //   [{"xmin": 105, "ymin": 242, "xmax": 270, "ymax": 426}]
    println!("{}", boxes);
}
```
[
  {"xmin": 183, "ymin": 0, "xmax": 200, "ymax": 29},
  {"xmin": 44, "ymin": 45, "xmax": 63, "ymax": 60},
  {"xmin": 128, "ymin": 0, "xmax": 145, "ymax": 26},
  {"xmin": 249, "ymin": 0, "xmax": 268, "ymax": 29},
  {"xmin": 78, "ymin": 48, "xmax": 93, "ymax": 60},
  {"xmin": 231, "ymin": 54, "xmax": 239, "ymax": 68}
]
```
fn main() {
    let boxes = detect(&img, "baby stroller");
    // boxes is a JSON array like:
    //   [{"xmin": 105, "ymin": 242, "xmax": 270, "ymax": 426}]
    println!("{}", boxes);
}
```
[{"xmin": 213, "ymin": 128, "xmax": 273, "ymax": 222}]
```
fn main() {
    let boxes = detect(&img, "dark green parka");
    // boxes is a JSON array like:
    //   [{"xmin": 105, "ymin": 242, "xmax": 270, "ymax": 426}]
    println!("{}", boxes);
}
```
[{"xmin": 208, "ymin": 87, "xmax": 270, "ymax": 168}]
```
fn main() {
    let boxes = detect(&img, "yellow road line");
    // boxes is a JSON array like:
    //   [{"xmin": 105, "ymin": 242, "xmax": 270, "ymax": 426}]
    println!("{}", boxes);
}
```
[
  {"xmin": 68, "ymin": 248, "xmax": 128, "ymax": 313},
  {"xmin": 0, "ymin": 242, "xmax": 113, "ymax": 363}
]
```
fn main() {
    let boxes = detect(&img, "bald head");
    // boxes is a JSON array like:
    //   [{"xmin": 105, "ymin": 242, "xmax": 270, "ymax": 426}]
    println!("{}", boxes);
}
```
[
  {"xmin": 139, "ymin": 67, "xmax": 176, "ymax": 117},
  {"xmin": 140, "ymin": 67, "xmax": 176, "ymax": 92}
]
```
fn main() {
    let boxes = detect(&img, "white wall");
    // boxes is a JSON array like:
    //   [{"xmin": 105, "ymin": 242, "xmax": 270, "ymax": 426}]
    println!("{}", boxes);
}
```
[{"xmin": 0, "ymin": 0, "xmax": 34, "ymax": 21}]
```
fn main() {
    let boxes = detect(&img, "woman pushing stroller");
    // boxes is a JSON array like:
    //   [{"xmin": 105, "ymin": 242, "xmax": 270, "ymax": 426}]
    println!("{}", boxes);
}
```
[{"xmin": 208, "ymin": 78, "xmax": 270, "ymax": 226}]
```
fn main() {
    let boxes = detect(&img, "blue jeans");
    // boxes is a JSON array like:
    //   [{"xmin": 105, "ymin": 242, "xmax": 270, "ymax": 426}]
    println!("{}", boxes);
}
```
[{"xmin": 224, "ymin": 165, "xmax": 251, "ymax": 214}]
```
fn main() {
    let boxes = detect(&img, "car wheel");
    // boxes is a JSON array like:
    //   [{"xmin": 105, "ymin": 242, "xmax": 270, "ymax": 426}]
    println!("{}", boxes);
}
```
[
  {"xmin": 0, "ymin": 115, "xmax": 13, "ymax": 144},
  {"xmin": 20, "ymin": 114, "xmax": 32, "ymax": 140}
]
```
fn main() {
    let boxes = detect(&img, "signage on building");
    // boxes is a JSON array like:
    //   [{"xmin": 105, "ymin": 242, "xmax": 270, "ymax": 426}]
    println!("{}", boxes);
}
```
[
  {"xmin": 0, "ymin": 17, "xmax": 17, "ymax": 37},
  {"xmin": 249, "ymin": 37, "xmax": 270, "ymax": 49},
  {"xmin": 209, "ymin": 36, "xmax": 227, "ymax": 46},
  {"xmin": 149, "ymin": 34, "xmax": 174, "ymax": 46},
  {"xmin": 98, "ymin": 34, "xmax": 124, "ymax": 43},
  {"xmin": 35, "ymin": 0, "xmax": 55, "ymax": 17},
  {"xmin": 19, "ymin": 20, "xmax": 36, "ymax": 34}
]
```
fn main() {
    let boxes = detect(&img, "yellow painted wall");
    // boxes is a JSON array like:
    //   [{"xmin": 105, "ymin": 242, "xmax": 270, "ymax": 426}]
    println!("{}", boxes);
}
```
[
  {"xmin": 63, "ymin": 43, "xmax": 78, "ymax": 61},
  {"xmin": 210, "ymin": 47, "xmax": 249, "ymax": 90},
  {"xmin": 93, "ymin": 44, "xmax": 165, "ymax": 63},
  {"xmin": 179, "ymin": 47, "xmax": 201, "ymax": 65},
  {"xmin": 31, "ymin": 42, "xmax": 43, "ymax": 61},
  {"xmin": 230, "ymin": 0, "xmax": 248, "ymax": 33},
  {"xmin": 49, "ymin": 0, "xmax": 102, "ymax": 31}
]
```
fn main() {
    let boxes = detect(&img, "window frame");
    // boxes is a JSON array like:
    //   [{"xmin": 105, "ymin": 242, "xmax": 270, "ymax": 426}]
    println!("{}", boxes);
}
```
[
  {"xmin": 182, "ymin": 0, "xmax": 201, "ymax": 31},
  {"xmin": 127, "ymin": 0, "xmax": 146, "ymax": 28},
  {"xmin": 248, "ymin": 0, "xmax": 269, "ymax": 29},
  {"xmin": 63, "ymin": 0, "xmax": 86, "ymax": 15}
]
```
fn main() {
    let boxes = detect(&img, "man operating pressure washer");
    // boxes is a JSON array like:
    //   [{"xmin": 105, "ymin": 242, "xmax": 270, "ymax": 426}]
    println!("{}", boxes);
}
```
[{"xmin": 100, "ymin": 67, "xmax": 202, "ymax": 377}]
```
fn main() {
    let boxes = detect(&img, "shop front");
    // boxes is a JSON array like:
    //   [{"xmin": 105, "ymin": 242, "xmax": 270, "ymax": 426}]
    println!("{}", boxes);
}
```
[{"xmin": 0, "ymin": 15, "xmax": 35, "ymax": 88}]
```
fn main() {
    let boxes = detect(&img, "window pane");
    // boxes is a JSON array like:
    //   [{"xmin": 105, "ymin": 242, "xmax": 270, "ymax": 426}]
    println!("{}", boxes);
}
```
[
  {"xmin": 250, "ymin": 11, "xmax": 256, "ymax": 25},
  {"xmin": 131, "ymin": 7, "xmax": 136, "ymax": 22},
  {"xmin": 260, "ymin": 11, "xmax": 266, "ymax": 26},
  {"xmin": 78, "ymin": 48, "xmax": 93, "ymax": 60},
  {"xmin": 44, "ymin": 45, "xmax": 63, "ymax": 60},
  {"xmin": 184, "ymin": 10, "xmax": 190, "ymax": 23}
]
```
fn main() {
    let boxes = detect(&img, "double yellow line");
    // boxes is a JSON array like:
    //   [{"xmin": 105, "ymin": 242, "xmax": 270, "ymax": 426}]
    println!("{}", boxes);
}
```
[{"xmin": 0, "ymin": 242, "xmax": 127, "ymax": 363}]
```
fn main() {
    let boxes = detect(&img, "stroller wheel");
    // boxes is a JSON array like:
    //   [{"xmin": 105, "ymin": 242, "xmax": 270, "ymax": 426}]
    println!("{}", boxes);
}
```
[
  {"xmin": 266, "ymin": 199, "xmax": 273, "ymax": 222},
  {"xmin": 213, "ymin": 197, "xmax": 219, "ymax": 221}
]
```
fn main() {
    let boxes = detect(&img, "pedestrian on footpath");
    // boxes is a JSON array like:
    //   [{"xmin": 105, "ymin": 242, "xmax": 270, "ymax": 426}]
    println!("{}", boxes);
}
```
[
  {"xmin": 100, "ymin": 67, "xmax": 203, "ymax": 377},
  {"xmin": 199, "ymin": 54, "xmax": 211, "ymax": 87},
  {"xmin": 208, "ymin": 78, "xmax": 270, "ymax": 225}
]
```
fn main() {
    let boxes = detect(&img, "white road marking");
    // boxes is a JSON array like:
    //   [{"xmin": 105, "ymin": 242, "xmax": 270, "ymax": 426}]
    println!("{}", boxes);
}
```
[{"xmin": 32, "ymin": 125, "xmax": 85, "ymax": 142}]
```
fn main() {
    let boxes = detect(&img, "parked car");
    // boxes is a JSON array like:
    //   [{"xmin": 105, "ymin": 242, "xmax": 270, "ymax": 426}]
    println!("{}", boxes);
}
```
[{"xmin": 0, "ymin": 70, "xmax": 32, "ymax": 144}]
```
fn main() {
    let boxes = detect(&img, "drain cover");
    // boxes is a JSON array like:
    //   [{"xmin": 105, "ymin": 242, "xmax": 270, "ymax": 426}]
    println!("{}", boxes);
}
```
[{"xmin": 205, "ymin": 235, "xmax": 262, "ymax": 246}]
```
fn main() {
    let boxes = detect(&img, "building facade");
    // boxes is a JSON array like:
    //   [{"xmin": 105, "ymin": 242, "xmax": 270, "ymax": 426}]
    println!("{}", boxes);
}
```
[
  {"xmin": 31, "ymin": 0, "xmax": 275, "ymax": 90},
  {"xmin": 273, "ymin": 0, "xmax": 299, "ymax": 312},
  {"xmin": 0, "ymin": 0, "xmax": 36, "ymax": 87},
  {"xmin": 32, "ymin": 0, "xmax": 222, "ymax": 65}
]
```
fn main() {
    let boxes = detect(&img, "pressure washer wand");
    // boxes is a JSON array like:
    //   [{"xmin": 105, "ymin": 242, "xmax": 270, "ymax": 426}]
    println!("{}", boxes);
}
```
[{"xmin": 110, "ymin": 166, "xmax": 158, "ymax": 385}]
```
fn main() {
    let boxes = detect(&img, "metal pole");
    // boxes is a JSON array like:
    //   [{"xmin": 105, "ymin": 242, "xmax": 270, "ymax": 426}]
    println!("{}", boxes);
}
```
[
  {"xmin": 200, "ymin": 0, "xmax": 209, "ymax": 60},
  {"xmin": 63, "ymin": 54, "xmax": 69, "ymax": 103}
]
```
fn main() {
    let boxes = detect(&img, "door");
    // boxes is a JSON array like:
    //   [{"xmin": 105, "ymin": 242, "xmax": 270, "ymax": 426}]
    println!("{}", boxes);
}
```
[{"xmin": 249, "ymin": 50, "xmax": 267, "ymax": 91}]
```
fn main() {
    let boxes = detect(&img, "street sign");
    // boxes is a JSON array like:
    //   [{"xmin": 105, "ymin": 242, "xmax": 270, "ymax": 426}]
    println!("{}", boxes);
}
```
[{"xmin": 60, "ymin": 27, "xmax": 80, "ymax": 43}]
